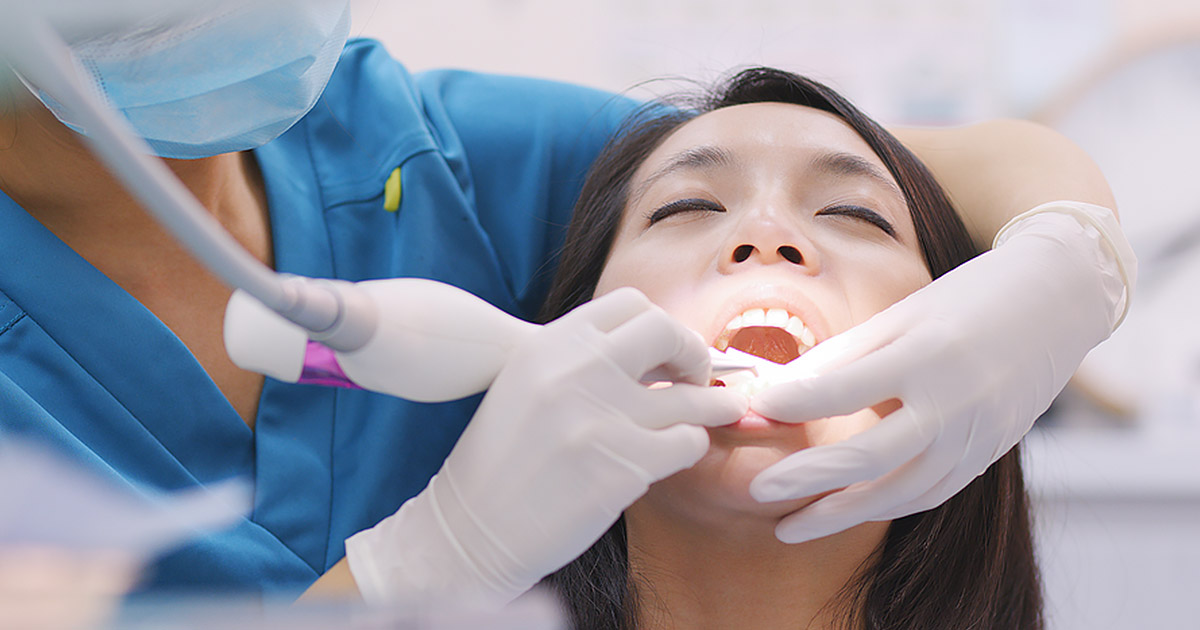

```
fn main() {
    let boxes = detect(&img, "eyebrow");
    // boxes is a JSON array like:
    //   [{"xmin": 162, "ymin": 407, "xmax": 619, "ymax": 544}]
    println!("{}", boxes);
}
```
[
  {"xmin": 629, "ymin": 145, "xmax": 738, "ymax": 205},
  {"xmin": 810, "ymin": 151, "xmax": 904, "ymax": 199},
  {"xmin": 629, "ymin": 145, "xmax": 905, "ymax": 207}
]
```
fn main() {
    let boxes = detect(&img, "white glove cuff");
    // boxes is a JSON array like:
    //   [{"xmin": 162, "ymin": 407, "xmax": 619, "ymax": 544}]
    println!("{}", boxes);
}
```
[
  {"xmin": 344, "ymin": 529, "xmax": 391, "ymax": 604},
  {"xmin": 345, "ymin": 488, "xmax": 449, "ymax": 606},
  {"xmin": 993, "ymin": 200, "xmax": 1138, "ymax": 330},
  {"xmin": 344, "ymin": 478, "xmax": 488, "ymax": 608}
]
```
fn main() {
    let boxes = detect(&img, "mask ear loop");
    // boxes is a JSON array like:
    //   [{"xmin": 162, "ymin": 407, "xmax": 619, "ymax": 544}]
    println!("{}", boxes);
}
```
[{"xmin": 0, "ymin": 3, "xmax": 373, "ymax": 349}]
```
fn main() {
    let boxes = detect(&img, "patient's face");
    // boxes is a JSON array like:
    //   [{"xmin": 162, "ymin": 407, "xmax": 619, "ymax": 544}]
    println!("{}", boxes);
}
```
[{"xmin": 594, "ymin": 103, "xmax": 932, "ymax": 523}]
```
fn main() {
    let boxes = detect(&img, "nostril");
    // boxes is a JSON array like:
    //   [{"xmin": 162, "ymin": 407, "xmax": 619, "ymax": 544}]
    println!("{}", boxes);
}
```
[
  {"xmin": 732, "ymin": 244, "xmax": 754, "ymax": 263},
  {"xmin": 778, "ymin": 245, "xmax": 803, "ymax": 264}
]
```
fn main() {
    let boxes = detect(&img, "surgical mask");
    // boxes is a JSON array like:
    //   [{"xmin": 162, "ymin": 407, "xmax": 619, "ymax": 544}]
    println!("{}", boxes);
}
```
[{"xmin": 20, "ymin": 0, "xmax": 351, "ymax": 159}]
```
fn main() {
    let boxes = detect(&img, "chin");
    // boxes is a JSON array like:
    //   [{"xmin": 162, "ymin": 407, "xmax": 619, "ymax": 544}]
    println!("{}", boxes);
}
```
[
  {"xmin": 707, "ymin": 442, "xmax": 821, "ymax": 515},
  {"xmin": 637, "ymin": 410, "xmax": 884, "ymax": 530},
  {"xmin": 641, "ymin": 431, "xmax": 819, "ymax": 528}
]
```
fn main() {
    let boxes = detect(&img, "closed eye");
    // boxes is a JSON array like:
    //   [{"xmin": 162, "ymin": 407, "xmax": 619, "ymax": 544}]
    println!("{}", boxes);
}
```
[
  {"xmin": 816, "ymin": 205, "xmax": 897, "ymax": 238},
  {"xmin": 646, "ymin": 198, "xmax": 726, "ymax": 225}
]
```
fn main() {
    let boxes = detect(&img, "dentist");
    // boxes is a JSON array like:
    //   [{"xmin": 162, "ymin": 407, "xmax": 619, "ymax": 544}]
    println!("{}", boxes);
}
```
[{"xmin": 0, "ymin": 0, "xmax": 1132, "ymax": 606}]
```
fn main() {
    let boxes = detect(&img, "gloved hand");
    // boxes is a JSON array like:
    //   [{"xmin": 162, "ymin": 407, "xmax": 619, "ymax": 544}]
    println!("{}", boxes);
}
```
[
  {"xmin": 345, "ymin": 288, "xmax": 747, "ymax": 605},
  {"xmin": 748, "ymin": 201, "xmax": 1137, "ymax": 543}
]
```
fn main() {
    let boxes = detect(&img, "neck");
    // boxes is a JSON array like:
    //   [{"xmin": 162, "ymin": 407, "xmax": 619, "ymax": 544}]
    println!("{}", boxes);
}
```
[
  {"xmin": 624, "ymin": 501, "xmax": 888, "ymax": 630},
  {"xmin": 0, "ymin": 89, "xmax": 272, "ymax": 284},
  {"xmin": 0, "ymin": 90, "xmax": 273, "ymax": 429}
]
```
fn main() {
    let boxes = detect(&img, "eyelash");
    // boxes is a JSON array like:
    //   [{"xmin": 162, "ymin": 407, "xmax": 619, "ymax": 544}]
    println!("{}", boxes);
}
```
[
  {"xmin": 646, "ymin": 198, "xmax": 725, "ymax": 224},
  {"xmin": 816, "ymin": 205, "xmax": 897, "ymax": 237},
  {"xmin": 646, "ymin": 199, "xmax": 897, "ymax": 238}
]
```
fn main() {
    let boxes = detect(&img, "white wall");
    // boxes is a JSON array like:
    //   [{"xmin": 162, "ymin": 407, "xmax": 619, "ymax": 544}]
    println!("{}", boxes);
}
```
[{"xmin": 349, "ymin": 0, "xmax": 1199, "ymax": 124}]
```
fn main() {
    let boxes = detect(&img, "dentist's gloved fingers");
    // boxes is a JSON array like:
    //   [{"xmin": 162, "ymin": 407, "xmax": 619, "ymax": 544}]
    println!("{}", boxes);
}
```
[
  {"xmin": 750, "ymin": 406, "xmax": 930, "ymax": 503},
  {"xmin": 876, "ymin": 446, "xmax": 1012, "ymax": 520},
  {"xmin": 605, "ymin": 308, "xmax": 711, "ymax": 386},
  {"xmin": 752, "ymin": 326, "xmax": 935, "ymax": 423},
  {"xmin": 877, "ymin": 470, "xmax": 966, "ymax": 521},
  {"xmin": 629, "ymin": 384, "xmax": 748, "ymax": 430},
  {"xmin": 563, "ymin": 286, "xmax": 653, "ymax": 333},
  {"xmin": 772, "ymin": 445, "xmax": 955, "ymax": 544},
  {"xmin": 873, "ymin": 428, "xmax": 982, "ymax": 524},
  {"xmin": 602, "ymin": 423, "xmax": 712, "ymax": 481}
]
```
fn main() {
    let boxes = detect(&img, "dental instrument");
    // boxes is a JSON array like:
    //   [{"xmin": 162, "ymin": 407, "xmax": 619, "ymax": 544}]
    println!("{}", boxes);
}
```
[
  {"xmin": 226, "ymin": 287, "xmax": 757, "ymax": 400},
  {"xmin": 707, "ymin": 349, "xmax": 761, "ymax": 378},
  {"xmin": 0, "ymin": 2, "xmax": 726, "ymax": 403}
]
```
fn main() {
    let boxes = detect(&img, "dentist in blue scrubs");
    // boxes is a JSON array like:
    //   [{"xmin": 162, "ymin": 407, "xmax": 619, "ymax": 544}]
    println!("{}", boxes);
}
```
[
  {"xmin": 0, "ymin": 0, "xmax": 747, "ymax": 602},
  {"xmin": 0, "ymin": 0, "xmax": 1133, "ymax": 605}
]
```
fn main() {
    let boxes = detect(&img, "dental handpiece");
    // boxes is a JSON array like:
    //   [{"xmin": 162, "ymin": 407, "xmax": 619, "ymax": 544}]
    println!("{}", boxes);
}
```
[{"xmin": 226, "ymin": 283, "xmax": 759, "ymax": 403}]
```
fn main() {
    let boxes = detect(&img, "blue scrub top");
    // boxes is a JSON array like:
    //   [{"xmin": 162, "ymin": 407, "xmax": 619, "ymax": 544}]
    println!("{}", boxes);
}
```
[{"xmin": 0, "ymin": 39, "xmax": 634, "ymax": 594}]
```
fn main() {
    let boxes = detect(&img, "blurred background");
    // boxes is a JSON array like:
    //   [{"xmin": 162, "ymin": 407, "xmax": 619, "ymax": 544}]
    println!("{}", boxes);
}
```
[{"xmin": 351, "ymin": 1, "xmax": 1200, "ymax": 628}]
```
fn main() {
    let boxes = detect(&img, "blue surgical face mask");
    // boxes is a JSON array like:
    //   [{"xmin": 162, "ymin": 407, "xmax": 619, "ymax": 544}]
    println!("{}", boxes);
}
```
[{"xmin": 21, "ymin": 0, "xmax": 351, "ymax": 159}]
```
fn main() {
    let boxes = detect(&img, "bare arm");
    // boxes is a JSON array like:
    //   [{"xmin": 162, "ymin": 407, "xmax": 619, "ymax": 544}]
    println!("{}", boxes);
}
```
[{"xmin": 892, "ymin": 119, "xmax": 1118, "ymax": 251}]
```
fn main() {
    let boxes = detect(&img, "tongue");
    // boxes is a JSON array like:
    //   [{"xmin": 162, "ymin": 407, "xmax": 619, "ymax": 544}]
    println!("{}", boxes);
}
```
[{"xmin": 727, "ymin": 327, "xmax": 801, "ymax": 364}]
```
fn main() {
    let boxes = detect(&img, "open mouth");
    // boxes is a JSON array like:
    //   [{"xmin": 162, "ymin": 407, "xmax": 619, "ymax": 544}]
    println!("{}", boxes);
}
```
[{"xmin": 713, "ymin": 308, "xmax": 817, "ymax": 365}]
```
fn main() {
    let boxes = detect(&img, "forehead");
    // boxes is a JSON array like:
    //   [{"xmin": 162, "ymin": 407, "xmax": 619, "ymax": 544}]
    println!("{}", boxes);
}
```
[{"xmin": 634, "ymin": 102, "xmax": 890, "ymax": 183}]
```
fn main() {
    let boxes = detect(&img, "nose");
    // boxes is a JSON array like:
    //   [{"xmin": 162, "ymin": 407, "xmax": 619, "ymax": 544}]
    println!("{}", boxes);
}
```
[
  {"xmin": 719, "ymin": 211, "xmax": 817, "ymax": 274},
  {"xmin": 730, "ymin": 243, "xmax": 805, "ymax": 265}
]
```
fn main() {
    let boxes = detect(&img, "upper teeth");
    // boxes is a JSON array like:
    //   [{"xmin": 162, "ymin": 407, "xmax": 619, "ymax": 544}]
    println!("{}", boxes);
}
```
[{"xmin": 719, "ymin": 307, "xmax": 817, "ymax": 349}]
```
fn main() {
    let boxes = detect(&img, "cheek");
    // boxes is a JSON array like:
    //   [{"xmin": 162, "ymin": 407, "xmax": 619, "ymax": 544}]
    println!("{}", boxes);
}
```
[
  {"xmin": 802, "ymin": 401, "xmax": 898, "ymax": 446},
  {"xmin": 640, "ymin": 439, "xmax": 816, "ymax": 524},
  {"xmin": 838, "ymin": 255, "xmax": 931, "ymax": 322},
  {"xmin": 594, "ymin": 237, "xmax": 710, "ymax": 315},
  {"xmin": 594, "ymin": 251, "xmax": 667, "ymax": 299}
]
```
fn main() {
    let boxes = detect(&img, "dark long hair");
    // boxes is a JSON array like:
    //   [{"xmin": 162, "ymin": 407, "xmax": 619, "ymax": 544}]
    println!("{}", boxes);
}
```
[{"xmin": 537, "ymin": 68, "xmax": 1042, "ymax": 630}]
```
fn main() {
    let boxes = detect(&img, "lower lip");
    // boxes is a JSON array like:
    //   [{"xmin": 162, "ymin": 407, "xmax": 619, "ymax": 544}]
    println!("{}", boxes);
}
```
[{"xmin": 717, "ymin": 410, "xmax": 786, "ymax": 431}]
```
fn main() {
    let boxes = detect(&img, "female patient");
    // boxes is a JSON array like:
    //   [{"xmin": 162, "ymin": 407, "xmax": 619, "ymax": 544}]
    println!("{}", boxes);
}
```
[{"xmin": 537, "ymin": 68, "xmax": 1040, "ymax": 630}]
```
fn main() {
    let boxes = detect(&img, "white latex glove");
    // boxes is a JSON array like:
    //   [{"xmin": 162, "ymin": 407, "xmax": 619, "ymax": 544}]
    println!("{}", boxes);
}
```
[
  {"xmin": 748, "ymin": 201, "xmax": 1137, "ymax": 543},
  {"xmin": 345, "ymin": 288, "xmax": 747, "ymax": 606}
]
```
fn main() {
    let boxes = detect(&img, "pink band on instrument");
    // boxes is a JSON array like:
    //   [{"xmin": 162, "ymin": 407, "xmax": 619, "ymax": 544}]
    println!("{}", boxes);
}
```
[{"xmin": 299, "ymin": 341, "xmax": 362, "ymax": 389}]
